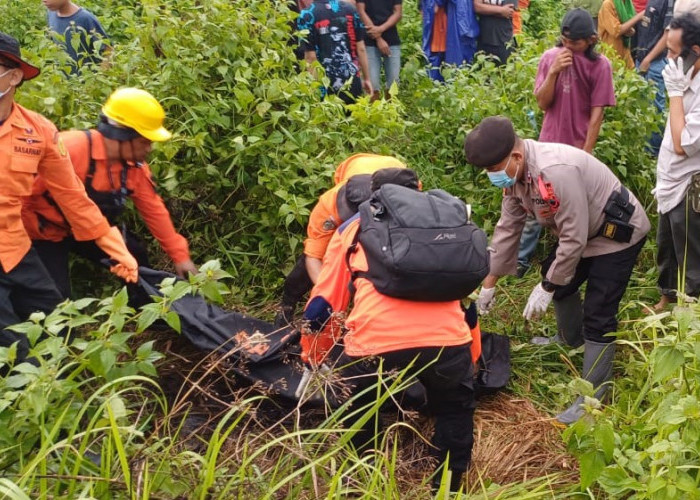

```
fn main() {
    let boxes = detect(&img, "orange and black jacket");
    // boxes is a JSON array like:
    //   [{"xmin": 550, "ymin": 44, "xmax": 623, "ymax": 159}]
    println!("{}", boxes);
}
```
[
  {"xmin": 303, "ymin": 215, "xmax": 476, "ymax": 358},
  {"xmin": 1, "ymin": 103, "xmax": 110, "ymax": 273},
  {"xmin": 22, "ymin": 129, "xmax": 190, "ymax": 264},
  {"xmin": 304, "ymin": 153, "xmax": 405, "ymax": 260}
]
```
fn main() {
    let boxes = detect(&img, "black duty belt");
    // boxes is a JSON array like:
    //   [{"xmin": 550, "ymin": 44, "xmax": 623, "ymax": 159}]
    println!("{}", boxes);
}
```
[{"xmin": 598, "ymin": 186, "xmax": 635, "ymax": 243}]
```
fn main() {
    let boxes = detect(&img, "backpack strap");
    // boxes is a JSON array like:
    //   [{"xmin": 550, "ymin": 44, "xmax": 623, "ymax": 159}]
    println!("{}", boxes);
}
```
[
  {"xmin": 344, "ymin": 224, "xmax": 361, "ymax": 300},
  {"xmin": 82, "ymin": 130, "xmax": 98, "ymax": 191}
]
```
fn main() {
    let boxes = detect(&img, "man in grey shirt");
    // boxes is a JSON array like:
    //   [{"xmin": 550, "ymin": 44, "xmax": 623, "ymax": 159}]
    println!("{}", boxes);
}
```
[
  {"xmin": 464, "ymin": 116, "xmax": 650, "ymax": 424},
  {"xmin": 653, "ymin": 13, "xmax": 700, "ymax": 311}
]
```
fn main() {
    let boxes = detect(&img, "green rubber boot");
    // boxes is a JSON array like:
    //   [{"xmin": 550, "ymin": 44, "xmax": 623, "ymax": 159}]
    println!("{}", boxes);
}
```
[{"xmin": 556, "ymin": 340, "xmax": 616, "ymax": 425}]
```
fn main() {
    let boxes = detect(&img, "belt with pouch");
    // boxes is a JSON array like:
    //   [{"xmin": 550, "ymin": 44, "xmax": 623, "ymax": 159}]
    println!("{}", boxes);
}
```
[{"xmin": 598, "ymin": 186, "xmax": 635, "ymax": 243}]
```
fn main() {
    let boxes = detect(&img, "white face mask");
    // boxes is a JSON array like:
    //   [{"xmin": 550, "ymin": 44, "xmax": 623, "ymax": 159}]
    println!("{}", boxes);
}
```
[{"xmin": 0, "ymin": 69, "xmax": 16, "ymax": 99}]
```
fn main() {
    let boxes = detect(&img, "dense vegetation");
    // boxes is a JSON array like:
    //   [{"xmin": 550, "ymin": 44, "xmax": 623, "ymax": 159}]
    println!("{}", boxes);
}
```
[{"xmin": 2, "ymin": 0, "xmax": 699, "ymax": 498}]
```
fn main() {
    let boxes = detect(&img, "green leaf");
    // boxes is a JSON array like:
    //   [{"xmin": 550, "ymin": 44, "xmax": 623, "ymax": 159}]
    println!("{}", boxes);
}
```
[
  {"xmin": 3, "ymin": 375, "xmax": 31, "ymax": 389},
  {"xmin": 598, "ymin": 466, "xmax": 642, "ymax": 496},
  {"xmin": 100, "ymin": 349, "xmax": 117, "ymax": 375},
  {"xmin": 136, "ymin": 341, "xmax": 155, "ymax": 360},
  {"xmin": 104, "ymin": 395, "xmax": 128, "ymax": 420},
  {"xmin": 594, "ymin": 422, "xmax": 615, "ymax": 462},
  {"xmin": 165, "ymin": 311, "xmax": 181, "ymax": 333},
  {"xmin": 652, "ymin": 346, "xmax": 685, "ymax": 383},
  {"xmin": 137, "ymin": 307, "xmax": 160, "ymax": 333},
  {"xmin": 580, "ymin": 450, "xmax": 606, "ymax": 489}
]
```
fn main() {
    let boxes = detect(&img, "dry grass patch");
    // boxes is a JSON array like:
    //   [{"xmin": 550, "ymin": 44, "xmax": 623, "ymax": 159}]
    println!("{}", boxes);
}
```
[{"xmin": 468, "ymin": 393, "xmax": 578, "ymax": 489}]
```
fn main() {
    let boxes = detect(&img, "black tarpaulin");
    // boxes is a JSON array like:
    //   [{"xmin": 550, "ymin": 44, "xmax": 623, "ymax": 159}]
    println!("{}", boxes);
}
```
[{"xmin": 138, "ymin": 267, "xmax": 308, "ymax": 402}]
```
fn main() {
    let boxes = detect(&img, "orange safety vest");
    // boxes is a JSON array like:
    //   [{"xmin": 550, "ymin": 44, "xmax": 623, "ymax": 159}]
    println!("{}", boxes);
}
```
[
  {"xmin": 22, "ymin": 129, "xmax": 190, "ymax": 263},
  {"xmin": 0, "ymin": 103, "xmax": 109, "ymax": 272}
]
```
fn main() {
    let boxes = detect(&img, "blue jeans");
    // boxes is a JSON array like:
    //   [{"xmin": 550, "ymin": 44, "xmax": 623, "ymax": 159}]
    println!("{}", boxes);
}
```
[
  {"xmin": 518, "ymin": 216, "xmax": 542, "ymax": 269},
  {"xmin": 636, "ymin": 57, "xmax": 667, "ymax": 156},
  {"xmin": 366, "ymin": 45, "xmax": 401, "ymax": 91}
]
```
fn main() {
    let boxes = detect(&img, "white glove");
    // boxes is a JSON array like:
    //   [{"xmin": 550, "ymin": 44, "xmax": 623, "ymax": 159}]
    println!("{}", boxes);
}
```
[
  {"xmin": 294, "ymin": 364, "xmax": 331, "ymax": 401},
  {"xmin": 523, "ymin": 283, "xmax": 554, "ymax": 320},
  {"xmin": 663, "ymin": 57, "xmax": 694, "ymax": 98},
  {"xmin": 476, "ymin": 287, "xmax": 496, "ymax": 315}
]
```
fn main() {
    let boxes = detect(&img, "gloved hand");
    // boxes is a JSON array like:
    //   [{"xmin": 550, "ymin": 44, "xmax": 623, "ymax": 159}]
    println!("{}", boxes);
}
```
[
  {"xmin": 663, "ymin": 57, "xmax": 694, "ymax": 97},
  {"xmin": 95, "ymin": 227, "xmax": 138, "ymax": 283},
  {"xmin": 174, "ymin": 259, "xmax": 198, "ymax": 278},
  {"xmin": 294, "ymin": 363, "xmax": 331, "ymax": 400},
  {"xmin": 476, "ymin": 287, "xmax": 496, "ymax": 315},
  {"xmin": 523, "ymin": 282, "xmax": 554, "ymax": 320}
]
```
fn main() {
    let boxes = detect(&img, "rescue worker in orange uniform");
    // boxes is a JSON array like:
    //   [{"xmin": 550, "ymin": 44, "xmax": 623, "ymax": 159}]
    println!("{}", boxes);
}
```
[
  {"xmin": 275, "ymin": 153, "xmax": 405, "ymax": 326},
  {"xmin": 301, "ymin": 169, "xmax": 476, "ymax": 492},
  {"xmin": 0, "ymin": 32, "xmax": 137, "ymax": 365},
  {"xmin": 22, "ymin": 88, "xmax": 197, "ymax": 299}
]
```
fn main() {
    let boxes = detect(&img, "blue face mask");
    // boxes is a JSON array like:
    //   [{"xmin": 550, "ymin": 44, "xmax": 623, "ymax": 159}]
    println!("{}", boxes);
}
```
[{"xmin": 487, "ymin": 155, "xmax": 519, "ymax": 188}]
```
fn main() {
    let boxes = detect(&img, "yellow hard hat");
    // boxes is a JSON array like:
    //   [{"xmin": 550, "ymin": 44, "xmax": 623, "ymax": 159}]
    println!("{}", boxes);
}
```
[{"xmin": 102, "ymin": 88, "xmax": 172, "ymax": 142}]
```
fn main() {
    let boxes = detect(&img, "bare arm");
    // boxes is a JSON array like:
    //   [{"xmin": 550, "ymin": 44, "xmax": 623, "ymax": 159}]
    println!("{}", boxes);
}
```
[
  {"xmin": 669, "ymin": 96, "xmax": 687, "ymax": 155},
  {"xmin": 535, "ymin": 50, "xmax": 571, "ymax": 110},
  {"xmin": 356, "ymin": 2, "xmax": 375, "ymax": 32},
  {"xmin": 535, "ymin": 71, "xmax": 558, "ymax": 111},
  {"xmin": 304, "ymin": 50, "xmax": 318, "ymax": 77},
  {"xmin": 305, "ymin": 256, "xmax": 324, "ymax": 284},
  {"xmin": 473, "ymin": 0, "xmax": 513, "ymax": 17},
  {"xmin": 619, "ymin": 10, "xmax": 645, "ymax": 35},
  {"xmin": 357, "ymin": 40, "xmax": 374, "ymax": 94},
  {"xmin": 482, "ymin": 275, "xmax": 499, "ymax": 288},
  {"xmin": 376, "ymin": 4, "xmax": 402, "ymax": 34},
  {"xmin": 583, "ymin": 106, "xmax": 605, "ymax": 153}
]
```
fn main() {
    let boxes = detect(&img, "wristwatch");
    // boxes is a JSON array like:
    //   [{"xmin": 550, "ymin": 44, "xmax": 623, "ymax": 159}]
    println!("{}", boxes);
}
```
[{"xmin": 541, "ymin": 280, "xmax": 557, "ymax": 293}]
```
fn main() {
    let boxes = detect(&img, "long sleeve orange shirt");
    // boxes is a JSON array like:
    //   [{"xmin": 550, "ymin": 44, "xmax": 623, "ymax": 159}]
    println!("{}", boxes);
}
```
[
  {"xmin": 22, "ymin": 129, "xmax": 190, "ymax": 264},
  {"xmin": 1, "ymin": 103, "xmax": 110, "ymax": 272}
]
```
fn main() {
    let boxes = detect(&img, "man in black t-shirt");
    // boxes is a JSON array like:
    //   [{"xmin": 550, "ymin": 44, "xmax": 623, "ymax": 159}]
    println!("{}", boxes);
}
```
[
  {"xmin": 357, "ymin": 0, "xmax": 402, "ymax": 100},
  {"xmin": 474, "ymin": 0, "xmax": 517, "ymax": 65},
  {"xmin": 298, "ymin": 0, "xmax": 373, "ymax": 103}
]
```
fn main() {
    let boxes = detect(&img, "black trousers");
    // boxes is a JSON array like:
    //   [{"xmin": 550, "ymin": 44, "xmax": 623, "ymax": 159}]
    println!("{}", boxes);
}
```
[
  {"xmin": 657, "ymin": 195, "xmax": 700, "ymax": 298},
  {"xmin": 338, "ymin": 344, "xmax": 475, "ymax": 474},
  {"xmin": 0, "ymin": 249, "xmax": 64, "ymax": 364},
  {"xmin": 33, "ymin": 230, "xmax": 150, "ymax": 300},
  {"xmin": 541, "ymin": 237, "xmax": 646, "ymax": 343}
]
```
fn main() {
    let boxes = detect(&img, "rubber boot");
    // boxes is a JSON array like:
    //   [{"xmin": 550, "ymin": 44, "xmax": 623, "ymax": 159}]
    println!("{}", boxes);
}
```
[
  {"xmin": 531, "ymin": 293, "xmax": 584, "ymax": 347},
  {"xmin": 556, "ymin": 340, "xmax": 616, "ymax": 424}
]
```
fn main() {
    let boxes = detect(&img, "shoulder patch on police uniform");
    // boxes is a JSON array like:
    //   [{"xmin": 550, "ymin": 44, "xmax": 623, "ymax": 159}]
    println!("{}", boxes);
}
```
[{"xmin": 322, "ymin": 218, "xmax": 337, "ymax": 231}]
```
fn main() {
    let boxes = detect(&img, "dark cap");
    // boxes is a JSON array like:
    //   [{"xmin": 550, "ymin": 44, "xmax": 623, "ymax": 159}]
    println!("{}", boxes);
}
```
[
  {"xmin": 370, "ymin": 167, "xmax": 419, "ymax": 192},
  {"xmin": 561, "ymin": 8, "xmax": 596, "ymax": 40},
  {"xmin": 463, "ymin": 116, "xmax": 516, "ymax": 168},
  {"xmin": 0, "ymin": 32, "xmax": 40, "ymax": 81}
]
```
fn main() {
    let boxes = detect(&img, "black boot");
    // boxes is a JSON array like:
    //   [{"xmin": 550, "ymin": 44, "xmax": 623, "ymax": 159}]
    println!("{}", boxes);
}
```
[{"xmin": 531, "ymin": 293, "xmax": 584, "ymax": 347}]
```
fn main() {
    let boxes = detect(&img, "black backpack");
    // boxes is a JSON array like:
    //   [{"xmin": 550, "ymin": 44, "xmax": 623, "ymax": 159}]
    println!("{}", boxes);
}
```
[{"xmin": 347, "ymin": 184, "xmax": 490, "ymax": 302}]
